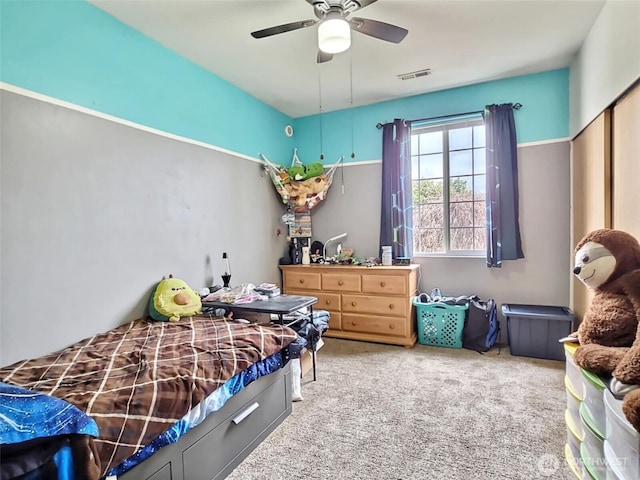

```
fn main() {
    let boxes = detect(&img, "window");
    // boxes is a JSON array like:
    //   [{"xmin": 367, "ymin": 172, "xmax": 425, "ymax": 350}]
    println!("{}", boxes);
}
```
[{"xmin": 411, "ymin": 118, "xmax": 486, "ymax": 255}]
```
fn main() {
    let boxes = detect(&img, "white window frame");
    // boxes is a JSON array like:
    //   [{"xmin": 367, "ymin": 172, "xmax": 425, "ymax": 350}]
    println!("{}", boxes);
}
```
[{"xmin": 410, "ymin": 117, "xmax": 486, "ymax": 258}]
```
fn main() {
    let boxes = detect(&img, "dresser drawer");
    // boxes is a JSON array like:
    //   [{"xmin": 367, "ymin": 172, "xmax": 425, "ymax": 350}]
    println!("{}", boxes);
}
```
[
  {"xmin": 284, "ymin": 271, "xmax": 321, "ymax": 291},
  {"xmin": 314, "ymin": 292, "xmax": 341, "ymax": 312},
  {"xmin": 342, "ymin": 314, "xmax": 407, "ymax": 337},
  {"xmin": 280, "ymin": 264, "xmax": 418, "ymax": 347},
  {"xmin": 342, "ymin": 294, "xmax": 407, "ymax": 318},
  {"xmin": 362, "ymin": 274, "xmax": 407, "ymax": 295},
  {"xmin": 321, "ymin": 273, "xmax": 361, "ymax": 292},
  {"xmin": 327, "ymin": 312, "xmax": 341, "ymax": 331}
]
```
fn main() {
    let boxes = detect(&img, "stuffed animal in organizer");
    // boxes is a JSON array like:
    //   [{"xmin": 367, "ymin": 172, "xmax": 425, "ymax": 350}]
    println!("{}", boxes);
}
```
[
  {"xmin": 286, "ymin": 162, "xmax": 324, "ymax": 181},
  {"xmin": 149, "ymin": 274, "xmax": 202, "ymax": 322},
  {"xmin": 285, "ymin": 174, "xmax": 331, "ymax": 211},
  {"xmin": 572, "ymin": 228, "xmax": 640, "ymax": 432}
]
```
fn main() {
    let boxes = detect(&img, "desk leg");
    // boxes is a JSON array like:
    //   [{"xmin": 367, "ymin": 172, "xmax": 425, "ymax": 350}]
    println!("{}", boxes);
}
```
[
  {"xmin": 312, "ymin": 348, "xmax": 317, "ymax": 382},
  {"xmin": 281, "ymin": 307, "xmax": 317, "ymax": 382},
  {"xmin": 310, "ymin": 305, "xmax": 316, "ymax": 382}
]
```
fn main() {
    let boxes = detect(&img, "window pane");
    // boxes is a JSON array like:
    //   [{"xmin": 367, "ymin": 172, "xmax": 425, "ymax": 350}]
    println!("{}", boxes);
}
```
[
  {"xmin": 411, "ymin": 156, "xmax": 419, "ymax": 178},
  {"xmin": 413, "ymin": 202, "xmax": 444, "ymax": 228},
  {"xmin": 450, "ymin": 150, "xmax": 472, "ymax": 176},
  {"xmin": 413, "ymin": 178, "xmax": 444, "ymax": 204},
  {"xmin": 449, "ymin": 176, "xmax": 472, "ymax": 202},
  {"xmin": 449, "ymin": 127, "xmax": 472, "ymax": 150},
  {"xmin": 418, "ymin": 131, "xmax": 442, "ymax": 155},
  {"xmin": 450, "ymin": 201, "xmax": 474, "ymax": 227},
  {"xmin": 473, "ymin": 125, "xmax": 485, "ymax": 148},
  {"xmin": 474, "ymin": 201, "xmax": 486, "ymax": 226},
  {"xmin": 415, "ymin": 228, "xmax": 444, "ymax": 253},
  {"xmin": 474, "ymin": 228, "xmax": 486, "ymax": 250},
  {"xmin": 473, "ymin": 148, "xmax": 486, "ymax": 174},
  {"xmin": 419, "ymin": 153, "xmax": 443, "ymax": 179},
  {"xmin": 450, "ymin": 227, "xmax": 474, "ymax": 250},
  {"xmin": 473, "ymin": 174, "xmax": 486, "ymax": 201}
]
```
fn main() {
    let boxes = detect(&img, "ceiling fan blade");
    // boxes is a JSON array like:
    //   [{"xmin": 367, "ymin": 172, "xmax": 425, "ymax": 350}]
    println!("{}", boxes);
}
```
[
  {"xmin": 317, "ymin": 50, "xmax": 334, "ymax": 63},
  {"xmin": 354, "ymin": 0, "xmax": 378, "ymax": 9},
  {"xmin": 349, "ymin": 17, "xmax": 408, "ymax": 43},
  {"xmin": 251, "ymin": 19, "xmax": 317, "ymax": 39}
]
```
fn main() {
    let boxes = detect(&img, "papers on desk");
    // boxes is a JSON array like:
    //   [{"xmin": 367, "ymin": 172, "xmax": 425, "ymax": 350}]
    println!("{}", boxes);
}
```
[
  {"xmin": 201, "ymin": 283, "xmax": 268, "ymax": 304},
  {"xmin": 255, "ymin": 283, "xmax": 281, "ymax": 297}
]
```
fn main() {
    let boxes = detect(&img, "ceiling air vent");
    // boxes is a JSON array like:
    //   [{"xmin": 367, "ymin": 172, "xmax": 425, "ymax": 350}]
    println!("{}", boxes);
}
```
[{"xmin": 397, "ymin": 68, "xmax": 432, "ymax": 80}]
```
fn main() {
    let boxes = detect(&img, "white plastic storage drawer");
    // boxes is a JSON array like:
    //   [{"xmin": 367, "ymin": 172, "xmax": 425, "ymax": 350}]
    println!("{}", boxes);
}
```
[
  {"xmin": 565, "ymin": 342, "xmax": 585, "ymax": 400},
  {"xmin": 582, "ymin": 369, "xmax": 606, "ymax": 438},
  {"xmin": 604, "ymin": 389, "xmax": 640, "ymax": 480}
]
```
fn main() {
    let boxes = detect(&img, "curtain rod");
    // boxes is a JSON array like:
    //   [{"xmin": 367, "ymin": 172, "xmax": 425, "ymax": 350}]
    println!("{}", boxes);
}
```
[{"xmin": 375, "ymin": 103, "xmax": 523, "ymax": 129}]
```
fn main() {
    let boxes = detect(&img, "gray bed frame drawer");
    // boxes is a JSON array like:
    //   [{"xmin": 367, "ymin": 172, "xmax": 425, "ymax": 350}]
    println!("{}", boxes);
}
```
[
  {"xmin": 183, "ymin": 370, "xmax": 288, "ymax": 479},
  {"xmin": 118, "ymin": 363, "xmax": 292, "ymax": 480}
]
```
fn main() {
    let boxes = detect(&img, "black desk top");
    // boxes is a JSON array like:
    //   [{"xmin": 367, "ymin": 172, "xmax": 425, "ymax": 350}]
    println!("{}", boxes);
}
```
[{"xmin": 202, "ymin": 294, "xmax": 317, "ymax": 315}]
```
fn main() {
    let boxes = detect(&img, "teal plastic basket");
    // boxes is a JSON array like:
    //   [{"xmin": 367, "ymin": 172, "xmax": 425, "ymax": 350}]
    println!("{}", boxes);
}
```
[{"xmin": 414, "ymin": 298, "xmax": 468, "ymax": 348}]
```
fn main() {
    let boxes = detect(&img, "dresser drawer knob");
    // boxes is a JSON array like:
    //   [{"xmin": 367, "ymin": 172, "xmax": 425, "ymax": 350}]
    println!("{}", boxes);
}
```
[
  {"xmin": 299, "ymin": 279, "xmax": 305, "ymax": 284},
  {"xmin": 389, "ymin": 304, "xmax": 395, "ymax": 310},
  {"xmin": 325, "ymin": 300, "xmax": 331, "ymax": 305},
  {"xmin": 380, "ymin": 281, "xmax": 386, "ymax": 287},
  {"xmin": 351, "ymin": 321, "xmax": 357, "ymax": 326},
  {"xmin": 389, "ymin": 324, "xmax": 395, "ymax": 330},
  {"xmin": 351, "ymin": 301, "xmax": 357, "ymax": 307},
  {"xmin": 338, "ymin": 280, "xmax": 344, "ymax": 286}
]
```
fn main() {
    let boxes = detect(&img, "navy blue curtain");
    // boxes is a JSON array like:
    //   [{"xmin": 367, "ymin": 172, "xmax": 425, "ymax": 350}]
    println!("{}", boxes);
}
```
[
  {"xmin": 380, "ymin": 119, "xmax": 413, "ymax": 260},
  {"xmin": 484, "ymin": 104, "xmax": 524, "ymax": 267}
]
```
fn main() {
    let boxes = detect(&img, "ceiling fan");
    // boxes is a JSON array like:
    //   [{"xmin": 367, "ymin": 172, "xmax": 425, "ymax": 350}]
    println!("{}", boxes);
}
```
[{"xmin": 250, "ymin": 0, "xmax": 408, "ymax": 63}]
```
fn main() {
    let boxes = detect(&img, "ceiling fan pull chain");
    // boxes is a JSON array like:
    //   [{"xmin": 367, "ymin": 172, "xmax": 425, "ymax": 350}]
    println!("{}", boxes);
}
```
[
  {"xmin": 318, "ymin": 69, "xmax": 324, "ymax": 160},
  {"xmin": 350, "ymin": 47, "xmax": 355, "ymax": 160}
]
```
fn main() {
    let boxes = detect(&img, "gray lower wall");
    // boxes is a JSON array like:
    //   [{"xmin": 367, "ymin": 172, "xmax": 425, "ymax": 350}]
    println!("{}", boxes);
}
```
[
  {"xmin": 310, "ymin": 141, "xmax": 572, "ymax": 321},
  {"xmin": 0, "ymin": 90, "xmax": 571, "ymax": 366},
  {"xmin": 416, "ymin": 142, "xmax": 572, "ymax": 311},
  {"xmin": 0, "ymin": 91, "xmax": 289, "ymax": 366}
]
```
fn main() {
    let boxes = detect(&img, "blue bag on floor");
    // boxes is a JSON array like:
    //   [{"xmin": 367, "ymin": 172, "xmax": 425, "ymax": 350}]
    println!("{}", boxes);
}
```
[{"xmin": 462, "ymin": 296, "xmax": 499, "ymax": 352}]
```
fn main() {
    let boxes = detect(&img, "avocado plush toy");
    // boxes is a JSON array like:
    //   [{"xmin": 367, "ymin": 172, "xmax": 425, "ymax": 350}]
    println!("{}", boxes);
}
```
[{"xmin": 149, "ymin": 274, "xmax": 202, "ymax": 322}]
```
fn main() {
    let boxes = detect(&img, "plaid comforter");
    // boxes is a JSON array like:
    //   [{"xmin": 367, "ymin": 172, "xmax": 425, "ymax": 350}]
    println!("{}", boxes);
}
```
[{"xmin": 0, "ymin": 316, "xmax": 297, "ymax": 477}]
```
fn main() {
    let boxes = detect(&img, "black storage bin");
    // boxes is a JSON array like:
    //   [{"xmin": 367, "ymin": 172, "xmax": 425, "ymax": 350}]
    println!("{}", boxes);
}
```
[{"xmin": 502, "ymin": 304, "xmax": 576, "ymax": 361}]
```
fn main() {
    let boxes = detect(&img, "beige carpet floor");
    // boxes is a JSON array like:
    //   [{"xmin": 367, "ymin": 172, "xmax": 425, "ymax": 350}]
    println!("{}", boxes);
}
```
[{"xmin": 227, "ymin": 338, "xmax": 575, "ymax": 480}]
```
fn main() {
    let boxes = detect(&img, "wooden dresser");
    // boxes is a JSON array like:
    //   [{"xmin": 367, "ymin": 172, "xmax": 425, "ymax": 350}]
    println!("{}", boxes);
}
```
[{"xmin": 280, "ymin": 264, "xmax": 420, "ymax": 347}]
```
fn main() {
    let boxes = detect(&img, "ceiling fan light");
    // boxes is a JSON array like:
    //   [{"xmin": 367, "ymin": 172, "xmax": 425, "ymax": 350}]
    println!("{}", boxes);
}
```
[{"xmin": 318, "ymin": 18, "xmax": 351, "ymax": 54}]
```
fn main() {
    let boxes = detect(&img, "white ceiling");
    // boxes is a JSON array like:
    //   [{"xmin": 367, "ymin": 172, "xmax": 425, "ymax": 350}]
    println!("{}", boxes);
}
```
[{"xmin": 89, "ymin": 0, "xmax": 606, "ymax": 118}]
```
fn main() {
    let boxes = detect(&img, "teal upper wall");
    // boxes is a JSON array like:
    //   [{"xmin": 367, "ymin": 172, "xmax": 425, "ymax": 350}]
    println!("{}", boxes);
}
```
[
  {"xmin": 1, "ymin": 1, "xmax": 569, "ymax": 166},
  {"xmin": 293, "ymin": 69, "xmax": 570, "ymax": 164},
  {"xmin": 0, "ymin": 0, "xmax": 294, "ymax": 162}
]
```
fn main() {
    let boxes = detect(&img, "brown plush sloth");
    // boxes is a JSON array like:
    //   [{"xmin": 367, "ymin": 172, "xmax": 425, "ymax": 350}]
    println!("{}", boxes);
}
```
[{"xmin": 572, "ymin": 228, "xmax": 640, "ymax": 432}]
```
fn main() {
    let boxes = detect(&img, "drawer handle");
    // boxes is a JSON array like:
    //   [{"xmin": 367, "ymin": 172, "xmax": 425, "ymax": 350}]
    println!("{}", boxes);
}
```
[
  {"xmin": 389, "ymin": 324, "xmax": 395, "ymax": 330},
  {"xmin": 389, "ymin": 304, "xmax": 395, "ymax": 310},
  {"xmin": 351, "ymin": 321, "xmax": 357, "ymax": 326},
  {"xmin": 338, "ymin": 280, "xmax": 344, "ymax": 286},
  {"xmin": 351, "ymin": 301, "xmax": 357, "ymax": 307},
  {"xmin": 232, "ymin": 402, "xmax": 260, "ymax": 425},
  {"xmin": 380, "ymin": 281, "xmax": 386, "ymax": 287},
  {"xmin": 325, "ymin": 300, "xmax": 331, "ymax": 305},
  {"xmin": 299, "ymin": 279, "xmax": 305, "ymax": 284}
]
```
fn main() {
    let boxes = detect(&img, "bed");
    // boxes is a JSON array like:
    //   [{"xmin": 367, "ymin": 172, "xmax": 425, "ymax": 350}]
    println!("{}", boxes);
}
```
[{"xmin": 0, "ymin": 315, "xmax": 298, "ymax": 480}]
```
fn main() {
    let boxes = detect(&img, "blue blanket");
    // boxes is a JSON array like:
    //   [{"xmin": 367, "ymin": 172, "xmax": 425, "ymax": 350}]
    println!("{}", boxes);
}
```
[{"xmin": 0, "ymin": 382, "xmax": 99, "ymax": 480}]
